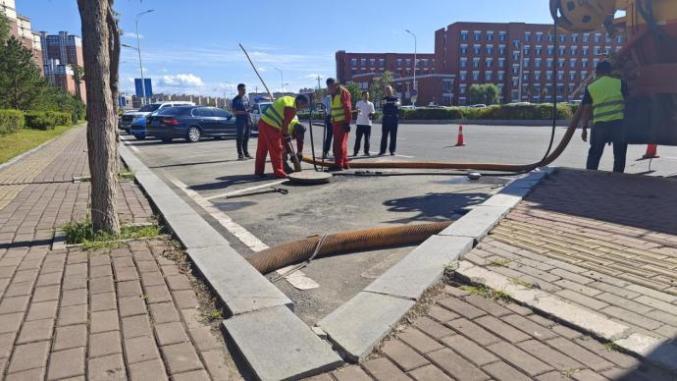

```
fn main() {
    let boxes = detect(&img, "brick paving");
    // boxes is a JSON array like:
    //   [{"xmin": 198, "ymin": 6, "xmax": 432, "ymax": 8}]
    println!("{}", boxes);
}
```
[
  {"xmin": 0, "ymin": 127, "xmax": 241, "ymax": 379},
  {"xmin": 462, "ymin": 169, "xmax": 677, "ymax": 342},
  {"xmin": 311, "ymin": 283, "xmax": 674, "ymax": 381}
]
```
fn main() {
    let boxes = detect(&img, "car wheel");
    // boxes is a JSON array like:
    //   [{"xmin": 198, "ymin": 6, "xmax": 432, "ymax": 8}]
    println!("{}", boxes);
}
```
[
  {"xmin": 162, "ymin": 138, "xmax": 172, "ymax": 143},
  {"xmin": 186, "ymin": 127, "xmax": 201, "ymax": 143}
]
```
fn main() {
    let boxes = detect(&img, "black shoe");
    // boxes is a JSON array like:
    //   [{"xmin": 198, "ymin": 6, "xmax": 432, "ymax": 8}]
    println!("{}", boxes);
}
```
[
  {"xmin": 238, "ymin": 155, "xmax": 244, "ymax": 161},
  {"xmin": 365, "ymin": 152, "xmax": 371, "ymax": 156},
  {"xmin": 378, "ymin": 152, "xmax": 385, "ymax": 156},
  {"xmin": 353, "ymin": 152, "xmax": 359, "ymax": 157},
  {"xmin": 390, "ymin": 152, "xmax": 395, "ymax": 156},
  {"xmin": 244, "ymin": 153, "xmax": 253, "ymax": 159},
  {"xmin": 328, "ymin": 166, "xmax": 343, "ymax": 172},
  {"xmin": 284, "ymin": 163, "xmax": 294, "ymax": 173}
]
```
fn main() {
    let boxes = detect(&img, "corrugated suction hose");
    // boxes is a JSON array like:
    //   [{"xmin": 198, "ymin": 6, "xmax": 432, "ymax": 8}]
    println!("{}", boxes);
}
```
[
  {"xmin": 303, "ymin": 116, "xmax": 578, "ymax": 172},
  {"xmin": 247, "ymin": 222, "xmax": 451, "ymax": 274}
]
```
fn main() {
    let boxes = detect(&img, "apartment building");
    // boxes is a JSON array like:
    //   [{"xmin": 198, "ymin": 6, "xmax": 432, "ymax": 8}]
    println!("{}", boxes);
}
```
[
  {"xmin": 0, "ymin": 0, "xmax": 43, "ymax": 74},
  {"xmin": 337, "ymin": 21, "xmax": 625, "ymax": 106}
]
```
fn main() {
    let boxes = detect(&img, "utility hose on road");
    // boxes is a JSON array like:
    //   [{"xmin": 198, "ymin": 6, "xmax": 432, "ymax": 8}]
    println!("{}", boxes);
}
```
[
  {"xmin": 303, "ymin": 118, "xmax": 578, "ymax": 173},
  {"xmin": 247, "ymin": 222, "xmax": 451, "ymax": 274}
]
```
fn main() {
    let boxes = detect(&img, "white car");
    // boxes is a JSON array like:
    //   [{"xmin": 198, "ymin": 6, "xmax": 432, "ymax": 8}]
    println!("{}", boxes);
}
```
[
  {"xmin": 249, "ymin": 102, "xmax": 272, "ymax": 127},
  {"xmin": 119, "ymin": 101, "xmax": 195, "ymax": 133}
]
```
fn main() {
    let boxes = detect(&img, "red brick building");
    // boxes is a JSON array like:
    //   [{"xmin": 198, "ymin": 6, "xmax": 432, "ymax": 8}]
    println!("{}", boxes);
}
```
[{"xmin": 337, "ymin": 22, "xmax": 625, "ymax": 106}]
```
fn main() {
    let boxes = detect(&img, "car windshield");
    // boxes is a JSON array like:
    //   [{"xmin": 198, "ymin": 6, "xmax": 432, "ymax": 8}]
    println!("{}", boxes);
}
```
[
  {"xmin": 259, "ymin": 104, "xmax": 271, "ymax": 114},
  {"xmin": 157, "ymin": 107, "xmax": 193, "ymax": 116},
  {"xmin": 138, "ymin": 104, "xmax": 161, "ymax": 112}
]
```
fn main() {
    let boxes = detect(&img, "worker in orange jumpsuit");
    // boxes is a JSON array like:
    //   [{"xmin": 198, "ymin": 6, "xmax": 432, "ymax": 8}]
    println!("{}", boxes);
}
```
[
  {"xmin": 254, "ymin": 94, "xmax": 309, "ymax": 178},
  {"xmin": 326, "ymin": 78, "xmax": 352, "ymax": 170}
]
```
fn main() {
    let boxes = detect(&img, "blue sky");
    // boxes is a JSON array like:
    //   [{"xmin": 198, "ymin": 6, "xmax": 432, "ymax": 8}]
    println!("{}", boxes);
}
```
[{"xmin": 17, "ymin": 0, "xmax": 553, "ymax": 97}]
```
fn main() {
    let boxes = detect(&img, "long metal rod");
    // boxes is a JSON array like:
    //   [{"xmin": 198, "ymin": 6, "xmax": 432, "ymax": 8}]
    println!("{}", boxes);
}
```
[{"xmin": 239, "ymin": 43, "xmax": 274, "ymax": 99}]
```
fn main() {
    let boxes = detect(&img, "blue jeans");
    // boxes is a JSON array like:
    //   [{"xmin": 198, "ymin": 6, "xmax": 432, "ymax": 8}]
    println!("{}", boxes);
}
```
[
  {"xmin": 236, "ymin": 119, "xmax": 251, "ymax": 156},
  {"xmin": 323, "ymin": 115, "xmax": 333, "ymax": 155}
]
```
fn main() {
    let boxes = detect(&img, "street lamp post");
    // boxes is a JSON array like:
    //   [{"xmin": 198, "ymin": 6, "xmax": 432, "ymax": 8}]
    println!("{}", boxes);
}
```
[
  {"xmin": 274, "ymin": 67, "xmax": 284, "ymax": 93},
  {"xmin": 405, "ymin": 29, "xmax": 417, "ymax": 107},
  {"xmin": 135, "ymin": 9, "xmax": 154, "ymax": 106}
]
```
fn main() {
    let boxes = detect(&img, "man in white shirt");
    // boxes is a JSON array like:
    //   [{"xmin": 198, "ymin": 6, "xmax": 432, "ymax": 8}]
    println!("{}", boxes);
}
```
[{"xmin": 354, "ymin": 91, "xmax": 376, "ymax": 156}]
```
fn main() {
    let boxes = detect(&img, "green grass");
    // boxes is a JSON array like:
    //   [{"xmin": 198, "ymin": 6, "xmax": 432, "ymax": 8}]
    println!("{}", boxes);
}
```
[
  {"xmin": 461, "ymin": 284, "xmax": 512, "ymax": 303},
  {"xmin": 0, "ymin": 124, "xmax": 75, "ymax": 164},
  {"xmin": 62, "ymin": 220, "xmax": 162, "ymax": 250}
]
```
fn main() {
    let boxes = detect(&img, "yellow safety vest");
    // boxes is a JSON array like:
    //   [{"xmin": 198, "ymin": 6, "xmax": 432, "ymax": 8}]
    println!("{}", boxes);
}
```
[
  {"xmin": 331, "ymin": 88, "xmax": 346, "ymax": 124},
  {"xmin": 588, "ymin": 76, "xmax": 625, "ymax": 125},
  {"xmin": 261, "ymin": 96, "xmax": 296, "ymax": 130},
  {"xmin": 289, "ymin": 117, "xmax": 301, "ymax": 136}
]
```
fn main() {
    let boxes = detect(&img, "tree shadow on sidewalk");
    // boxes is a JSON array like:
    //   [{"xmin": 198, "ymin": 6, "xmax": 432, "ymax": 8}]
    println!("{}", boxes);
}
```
[{"xmin": 526, "ymin": 168, "xmax": 677, "ymax": 236}]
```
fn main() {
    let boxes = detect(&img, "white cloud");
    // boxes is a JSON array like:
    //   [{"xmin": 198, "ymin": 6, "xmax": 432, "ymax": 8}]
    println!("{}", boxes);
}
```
[
  {"xmin": 157, "ymin": 73, "xmax": 205, "ymax": 88},
  {"xmin": 122, "ymin": 32, "xmax": 143, "ymax": 40}
]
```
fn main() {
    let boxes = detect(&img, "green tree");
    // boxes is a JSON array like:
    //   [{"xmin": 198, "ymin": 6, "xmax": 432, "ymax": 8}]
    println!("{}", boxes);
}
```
[
  {"xmin": 0, "ymin": 12, "xmax": 10, "ymax": 43},
  {"xmin": 0, "ymin": 37, "xmax": 44, "ymax": 109},
  {"xmin": 469, "ymin": 84, "xmax": 500, "ymax": 105},
  {"xmin": 71, "ymin": 64, "xmax": 85, "ymax": 103},
  {"xmin": 344, "ymin": 82, "xmax": 362, "ymax": 107},
  {"xmin": 369, "ymin": 70, "xmax": 394, "ymax": 104}
]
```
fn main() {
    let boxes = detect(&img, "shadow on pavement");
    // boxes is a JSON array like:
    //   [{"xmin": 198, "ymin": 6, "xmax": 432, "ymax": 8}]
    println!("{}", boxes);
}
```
[
  {"xmin": 190, "ymin": 174, "xmax": 272, "ymax": 192},
  {"xmin": 527, "ymin": 168, "xmax": 677, "ymax": 236},
  {"xmin": 383, "ymin": 192, "xmax": 488, "ymax": 223}
]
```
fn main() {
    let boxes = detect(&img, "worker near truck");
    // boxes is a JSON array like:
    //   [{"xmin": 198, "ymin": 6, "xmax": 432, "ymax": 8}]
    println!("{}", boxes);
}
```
[
  {"xmin": 326, "ymin": 78, "xmax": 353, "ymax": 170},
  {"xmin": 581, "ymin": 61, "xmax": 628, "ymax": 173},
  {"xmin": 254, "ymin": 94, "xmax": 309, "ymax": 178},
  {"xmin": 231, "ymin": 83, "xmax": 252, "ymax": 160}
]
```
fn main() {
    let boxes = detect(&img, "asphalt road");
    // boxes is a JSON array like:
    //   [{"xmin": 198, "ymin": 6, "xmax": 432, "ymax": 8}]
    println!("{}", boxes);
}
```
[{"xmin": 122, "ymin": 122, "xmax": 677, "ymax": 324}]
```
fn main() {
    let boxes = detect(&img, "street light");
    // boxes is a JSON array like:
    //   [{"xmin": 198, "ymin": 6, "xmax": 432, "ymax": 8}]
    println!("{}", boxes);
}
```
[
  {"xmin": 135, "ymin": 9, "xmax": 154, "ymax": 105},
  {"xmin": 274, "ymin": 67, "xmax": 284, "ymax": 93},
  {"xmin": 405, "ymin": 29, "xmax": 417, "ymax": 107}
]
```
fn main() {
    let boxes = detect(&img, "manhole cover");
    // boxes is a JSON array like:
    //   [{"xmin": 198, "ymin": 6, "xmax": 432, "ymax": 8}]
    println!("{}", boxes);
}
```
[{"xmin": 288, "ymin": 171, "xmax": 333, "ymax": 185}]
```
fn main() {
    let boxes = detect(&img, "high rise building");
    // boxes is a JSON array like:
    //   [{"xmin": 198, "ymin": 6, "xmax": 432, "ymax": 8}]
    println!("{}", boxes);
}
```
[
  {"xmin": 0, "ymin": 0, "xmax": 44, "ymax": 74},
  {"xmin": 40, "ymin": 31, "xmax": 85, "ymax": 101},
  {"xmin": 337, "ymin": 22, "xmax": 625, "ymax": 106}
]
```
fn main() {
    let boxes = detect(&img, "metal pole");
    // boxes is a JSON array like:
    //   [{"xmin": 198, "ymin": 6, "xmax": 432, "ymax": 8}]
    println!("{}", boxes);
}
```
[
  {"xmin": 406, "ymin": 29, "xmax": 417, "ymax": 107},
  {"xmin": 135, "ymin": 10, "xmax": 154, "ymax": 106},
  {"xmin": 275, "ymin": 67, "xmax": 284, "ymax": 93}
]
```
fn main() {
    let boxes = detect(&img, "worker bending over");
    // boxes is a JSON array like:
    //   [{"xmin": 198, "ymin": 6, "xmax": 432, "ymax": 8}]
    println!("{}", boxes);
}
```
[
  {"xmin": 283, "ymin": 117, "xmax": 306, "ymax": 174},
  {"xmin": 580, "ymin": 61, "xmax": 628, "ymax": 173},
  {"xmin": 255, "ymin": 94, "xmax": 309, "ymax": 178},
  {"xmin": 326, "ymin": 78, "xmax": 352, "ymax": 171}
]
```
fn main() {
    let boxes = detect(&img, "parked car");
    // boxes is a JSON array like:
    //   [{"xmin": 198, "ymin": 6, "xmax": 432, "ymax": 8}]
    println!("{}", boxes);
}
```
[
  {"xmin": 146, "ymin": 106, "xmax": 237, "ymax": 143},
  {"xmin": 470, "ymin": 104, "xmax": 488, "ymax": 108},
  {"xmin": 119, "ymin": 101, "xmax": 195, "ymax": 133},
  {"xmin": 248, "ymin": 102, "xmax": 271, "ymax": 135}
]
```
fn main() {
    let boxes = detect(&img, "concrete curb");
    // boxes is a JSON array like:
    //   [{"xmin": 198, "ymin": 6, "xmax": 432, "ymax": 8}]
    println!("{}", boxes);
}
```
[
  {"xmin": 318, "ymin": 168, "xmax": 554, "ymax": 362},
  {"xmin": 119, "ymin": 144, "xmax": 343, "ymax": 380},
  {"xmin": 455, "ymin": 262, "xmax": 677, "ymax": 372}
]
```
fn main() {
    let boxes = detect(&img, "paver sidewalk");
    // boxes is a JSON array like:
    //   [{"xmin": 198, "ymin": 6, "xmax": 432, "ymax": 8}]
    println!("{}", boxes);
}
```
[
  {"xmin": 0, "ymin": 127, "xmax": 240, "ymax": 380},
  {"xmin": 463, "ymin": 169, "xmax": 677, "ymax": 343},
  {"xmin": 311, "ymin": 283, "xmax": 673, "ymax": 381}
]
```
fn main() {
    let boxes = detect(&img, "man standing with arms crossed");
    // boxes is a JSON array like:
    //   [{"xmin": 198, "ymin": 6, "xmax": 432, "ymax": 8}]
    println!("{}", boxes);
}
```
[
  {"xmin": 231, "ymin": 83, "xmax": 252, "ymax": 160},
  {"xmin": 326, "ymin": 78, "xmax": 352, "ymax": 170},
  {"xmin": 580, "ymin": 61, "xmax": 628, "ymax": 173},
  {"xmin": 380, "ymin": 85, "xmax": 400, "ymax": 156}
]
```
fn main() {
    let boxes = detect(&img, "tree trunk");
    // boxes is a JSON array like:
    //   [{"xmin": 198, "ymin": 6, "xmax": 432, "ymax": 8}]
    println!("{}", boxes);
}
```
[{"xmin": 77, "ymin": 0, "xmax": 120, "ymax": 234}]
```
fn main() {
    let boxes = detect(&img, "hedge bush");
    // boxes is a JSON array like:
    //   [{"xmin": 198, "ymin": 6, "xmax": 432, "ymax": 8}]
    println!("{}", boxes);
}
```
[
  {"xmin": 0, "ymin": 110, "xmax": 26, "ymax": 135},
  {"xmin": 398, "ymin": 103, "xmax": 574, "ymax": 121}
]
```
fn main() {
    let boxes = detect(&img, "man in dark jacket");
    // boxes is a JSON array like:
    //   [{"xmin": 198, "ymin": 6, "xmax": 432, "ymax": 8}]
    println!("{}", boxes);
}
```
[
  {"xmin": 379, "ymin": 85, "xmax": 400, "ymax": 156},
  {"xmin": 231, "ymin": 83, "xmax": 252, "ymax": 160}
]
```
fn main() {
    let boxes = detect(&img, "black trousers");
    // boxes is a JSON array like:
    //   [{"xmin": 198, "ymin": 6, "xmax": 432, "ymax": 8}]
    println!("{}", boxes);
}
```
[
  {"xmin": 323, "ymin": 116, "xmax": 333, "ymax": 155},
  {"xmin": 354, "ymin": 125, "xmax": 371, "ymax": 155},
  {"xmin": 236, "ymin": 120, "xmax": 251, "ymax": 156},
  {"xmin": 586, "ymin": 120, "xmax": 628, "ymax": 173},
  {"xmin": 380, "ymin": 119, "xmax": 398, "ymax": 154}
]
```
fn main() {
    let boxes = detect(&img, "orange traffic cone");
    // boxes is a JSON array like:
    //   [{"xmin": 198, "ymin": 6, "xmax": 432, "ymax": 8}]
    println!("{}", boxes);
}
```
[
  {"xmin": 642, "ymin": 144, "xmax": 659, "ymax": 159},
  {"xmin": 456, "ymin": 125, "xmax": 465, "ymax": 147}
]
